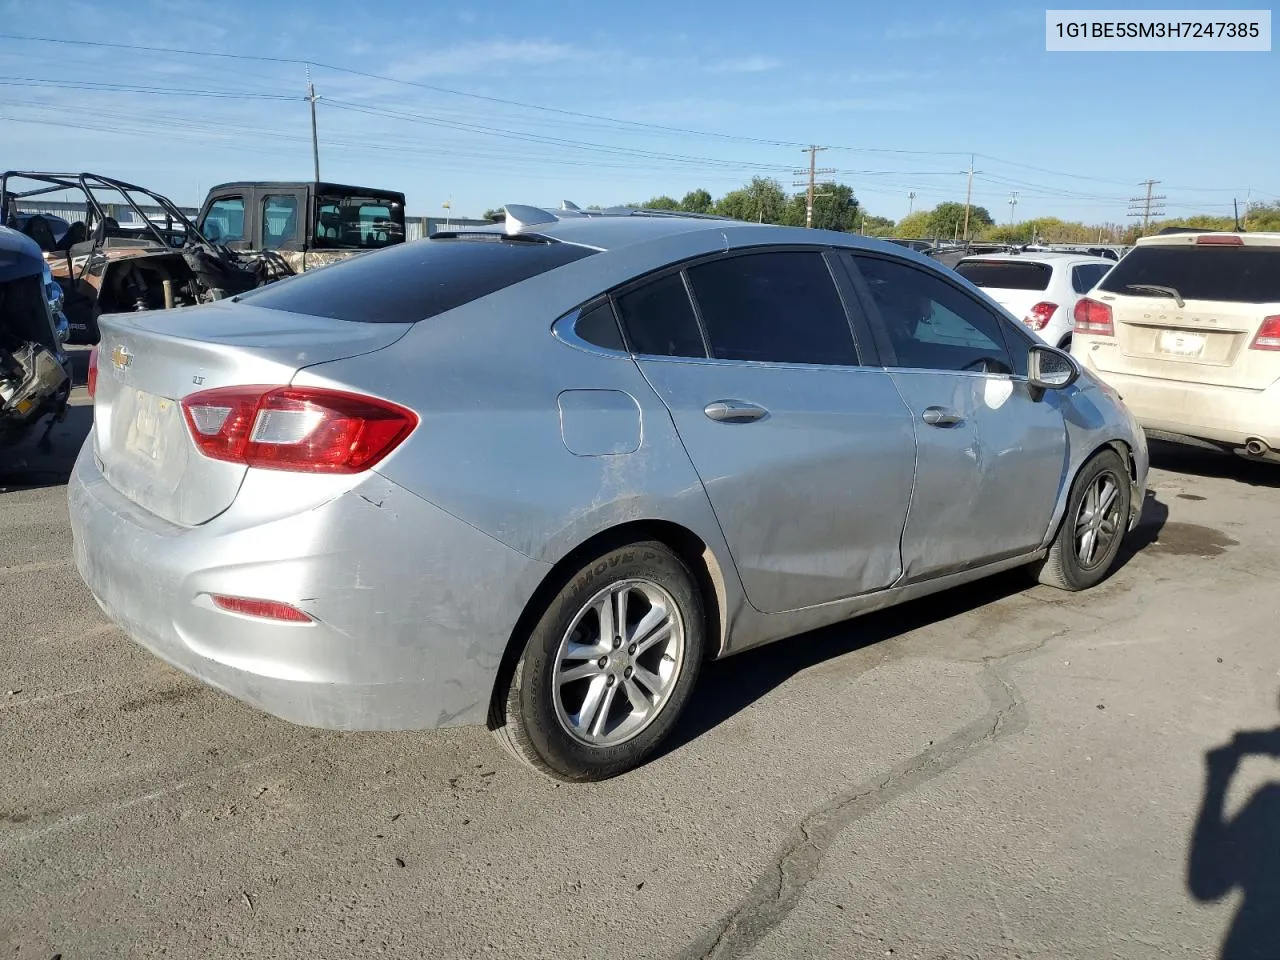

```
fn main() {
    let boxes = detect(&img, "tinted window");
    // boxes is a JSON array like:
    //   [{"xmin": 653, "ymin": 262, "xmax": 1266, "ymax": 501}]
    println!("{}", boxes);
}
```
[
  {"xmin": 686, "ymin": 251, "xmax": 858, "ymax": 366},
  {"xmin": 1071, "ymin": 263, "xmax": 1110, "ymax": 294},
  {"xmin": 574, "ymin": 300, "xmax": 625, "ymax": 350},
  {"xmin": 854, "ymin": 255, "xmax": 1017, "ymax": 375},
  {"xmin": 201, "ymin": 196, "xmax": 244, "ymax": 243},
  {"xmin": 235, "ymin": 237, "xmax": 597, "ymax": 323},
  {"xmin": 261, "ymin": 195, "xmax": 300, "ymax": 250},
  {"xmin": 954, "ymin": 260, "xmax": 1051, "ymax": 292},
  {"xmin": 615, "ymin": 273, "xmax": 706, "ymax": 358},
  {"xmin": 1098, "ymin": 245, "xmax": 1280, "ymax": 303},
  {"xmin": 315, "ymin": 194, "xmax": 405, "ymax": 249}
]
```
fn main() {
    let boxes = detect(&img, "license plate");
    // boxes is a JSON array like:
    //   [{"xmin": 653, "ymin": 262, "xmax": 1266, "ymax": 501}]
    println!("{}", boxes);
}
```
[
  {"xmin": 124, "ymin": 390, "xmax": 174, "ymax": 461},
  {"xmin": 1157, "ymin": 330, "xmax": 1206, "ymax": 358}
]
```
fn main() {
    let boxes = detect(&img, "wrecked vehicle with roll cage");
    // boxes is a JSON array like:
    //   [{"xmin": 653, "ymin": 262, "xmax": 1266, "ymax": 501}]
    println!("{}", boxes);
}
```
[{"xmin": 0, "ymin": 172, "xmax": 284, "ymax": 345}]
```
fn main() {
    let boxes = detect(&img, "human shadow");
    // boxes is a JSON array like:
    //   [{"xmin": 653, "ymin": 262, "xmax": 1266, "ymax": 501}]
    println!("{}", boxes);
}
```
[{"xmin": 1187, "ymin": 709, "xmax": 1280, "ymax": 959}]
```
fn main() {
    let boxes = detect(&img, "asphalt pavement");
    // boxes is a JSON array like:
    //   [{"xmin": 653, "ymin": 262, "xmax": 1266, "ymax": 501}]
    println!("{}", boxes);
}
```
[{"xmin": 3, "ymin": 379, "xmax": 1278, "ymax": 960}]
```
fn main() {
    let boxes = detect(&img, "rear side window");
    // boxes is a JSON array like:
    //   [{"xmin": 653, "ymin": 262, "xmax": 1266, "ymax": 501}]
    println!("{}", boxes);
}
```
[
  {"xmin": 574, "ymin": 300, "xmax": 625, "ymax": 351},
  {"xmin": 235, "ymin": 237, "xmax": 597, "ymax": 323},
  {"xmin": 686, "ymin": 251, "xmax": 859, "ymax": 365},
  {"xmin": 954, "ymin": 260, "xmax": 1052, "ymax": 292},
  {"xmin": 615, "ymin": 273, "xmax": 706, "ymax": 358},
  {"xmin": 1071, "ymin": 263, "xmax": 1110, "ymax": 294},
  {"xmin": 1099, "ymin": 246, "xmax": 1280, "ymax": 303}
]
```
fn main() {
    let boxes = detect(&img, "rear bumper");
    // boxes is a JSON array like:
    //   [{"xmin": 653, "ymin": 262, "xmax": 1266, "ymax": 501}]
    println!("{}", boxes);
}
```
[
  {"xmin": 68, "ymin": 436, "xmax": 549, "ymax": 730},
  {"xmin": 1080, "ymin": 363, "xmax": 1280, "ymax": 451}
]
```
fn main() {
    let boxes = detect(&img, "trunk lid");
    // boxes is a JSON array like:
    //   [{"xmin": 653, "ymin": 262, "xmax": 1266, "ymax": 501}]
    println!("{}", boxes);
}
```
[
  {"xmin": 91, "ymin": 299, "xmax": 410, "ymax": 526},
  {"xmin": 1090, "ymin": 236, "xmax": 1280, "ymax": 390}
]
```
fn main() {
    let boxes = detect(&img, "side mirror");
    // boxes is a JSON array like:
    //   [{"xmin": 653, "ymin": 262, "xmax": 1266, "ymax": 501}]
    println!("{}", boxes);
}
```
[{"xmin": 1028, "ymin": 344, "xmax": 1080, "ymax": 391}]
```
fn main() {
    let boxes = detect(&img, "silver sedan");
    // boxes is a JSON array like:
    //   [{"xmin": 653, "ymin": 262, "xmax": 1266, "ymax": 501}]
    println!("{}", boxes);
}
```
[{"xmin": 68, "ymin": 205, "xmax": 1148, "ymax": 780}]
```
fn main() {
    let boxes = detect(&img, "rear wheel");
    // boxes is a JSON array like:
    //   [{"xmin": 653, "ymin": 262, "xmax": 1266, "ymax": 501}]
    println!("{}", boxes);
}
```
[
  {"xmin": 492, "ymin": 541, "xmax": 705, "ymax": 781},
  {"xmin": 1057, "ymin": 333, "xmax": 1073, "ymax": 352},
  {"xmin": 1033, "ymin": 449, "xmax": 1131, "ymax": 591}
]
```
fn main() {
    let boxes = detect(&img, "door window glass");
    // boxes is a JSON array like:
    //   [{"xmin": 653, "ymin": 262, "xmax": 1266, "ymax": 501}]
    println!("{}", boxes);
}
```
[
  {"xmin": 200, "ymin": 196, "xmax": 244, "ymax": 243},
  {"xmin": 261, "ymin": 195, "xmax": 300, "ymax": 250},
  {"xmin": 686, "ymin": 251, "xmax": 859, "ymax": 365},
  {"xmin": 853, "ymin": 254, "xmax": 1017, "ymax": 375}
]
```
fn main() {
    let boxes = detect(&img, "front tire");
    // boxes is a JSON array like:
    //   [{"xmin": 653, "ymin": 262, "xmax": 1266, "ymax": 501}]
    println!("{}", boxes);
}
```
[
  {"xmin": 492, "ymin": 541, "xmax": 705, "ymax": 781},
  {"xmin": 1033, "ymin": 449, "xmax": 1131, "ymax": 591}
]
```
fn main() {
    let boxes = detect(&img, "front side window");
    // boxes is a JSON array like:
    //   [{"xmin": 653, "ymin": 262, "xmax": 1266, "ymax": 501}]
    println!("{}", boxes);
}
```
[
  {"xmin": 685, "ymin": 251, "xmax": 859, "ymax": 366},
  {"xmin": 314, "ymin": 195, "xmax": 404, "ymax": 249},
  {"xmin": 261, "ymin": 195, "xmax": 300, "ymax": 250},
  {"xmin": 201, "ymin": 196, "xmax": 244, "ymax": 243},
  {"xmin": 614, "ymin": 273, "xmax": 706, "ymax": 359},
  {"xmin": 853, "ymin": 254, "xmax": 1017, "ymax": 375}
]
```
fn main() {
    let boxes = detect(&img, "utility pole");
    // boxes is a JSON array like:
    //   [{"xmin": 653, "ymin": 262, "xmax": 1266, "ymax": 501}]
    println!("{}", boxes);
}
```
[
  {"xmin": 907, "ymin": 190, "xmax": 917, "ymax": 217},
  {"xmin": 1244, "ymin": 187, "xmax": 1252, "ymax": 231},
  {"xmin": 793, "ymin": 145, "xmax": 835, "ymax": 228},
  {"xmin": 306, "ymin": 67, "xmax": 321, "ymax": 182},
  {"xmin": 1127, "ymin": 179, "xmax": 1165, "ymax": 237},
  {"xmin": 1008, "ymin": 190, "xmax": 1019, "ymax": 223},
  {"xmin": 962, "ymin": 154, "xmax": 983, "ymax": 241}
]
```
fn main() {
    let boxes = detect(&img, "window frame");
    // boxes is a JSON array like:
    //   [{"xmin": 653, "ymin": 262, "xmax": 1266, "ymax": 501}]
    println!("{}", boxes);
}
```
[
  {"xmin": 587, "ymin": 244, "xmax": 875, "ymax": 369},
  {"xmin": 841, "ymin": 249, "xmax": 1036, "ymax": 379}
]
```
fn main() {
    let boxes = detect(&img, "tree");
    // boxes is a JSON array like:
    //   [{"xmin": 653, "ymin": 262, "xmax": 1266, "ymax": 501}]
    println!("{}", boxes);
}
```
[
  {"xmin": 894, "ymin": 210, "xmax": 934, "ymax": 238},
  {"xmin": 482, "ymin": 208, "xmax": 505, "ymax": 222},
  {"xmin": 928, "ymin": 201, "xmax": 993, "ymax": 240},
  {"xmin": 680, "ymin": 189, "xmax": 714, "ymax": 214},
  {"xmin": 858, "ymin": 214, "xmax": 896, "ymax": 236},
  {"xmin": 640, "ymin": 195, "xmax": 680, "ymax": 210},
  {"xmin": 715, "ymin": 177, "xmax": 789, "ymax": 224},
  {"xmin": 781, "ymin": 182, "xmax": 860, "ymax": 231}
]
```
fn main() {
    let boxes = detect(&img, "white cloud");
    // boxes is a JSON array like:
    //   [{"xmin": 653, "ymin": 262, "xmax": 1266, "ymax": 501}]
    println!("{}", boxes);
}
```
[
  {"xmin": 389, "ymin": 40, "xmax": 578, "ymax": 79},
  {"xmin": 708, "ymin": 55, "xmax": 782, "ymax": 74}
]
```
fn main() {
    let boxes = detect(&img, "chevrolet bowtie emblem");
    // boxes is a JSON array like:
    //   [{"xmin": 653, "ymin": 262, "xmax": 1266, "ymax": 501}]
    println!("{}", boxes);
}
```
[{"xmin": 110, "ymin": 345, "xmax": 133, "ymax": 370}]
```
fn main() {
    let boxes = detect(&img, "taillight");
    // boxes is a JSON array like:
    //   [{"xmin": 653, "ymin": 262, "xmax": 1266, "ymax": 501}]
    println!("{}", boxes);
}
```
[
  {"xmin": 211, "ymin": 594, "xmax": 313, "ymax": 623},
  {"xmin": 1250, "ymin": 316, "xmax": 1280, "ymax": 351},
  {"xmin": 180, "ymin": 385, "xmax": 417, "ymax": 473},
  {"xmin": 87, "ymin": 346, "xmax": 99, "ymax": 399},
  {"xmin": 1024, "ymin": 302, "xmax": 1058, "ymax": 331},
  {"xmin": 1195, "ymin": 234, "xmax": 1244, "ymax": 246},
  {"xmin": 1073, "ymin": 298, "xmax": 1114, "ymax": 337}
]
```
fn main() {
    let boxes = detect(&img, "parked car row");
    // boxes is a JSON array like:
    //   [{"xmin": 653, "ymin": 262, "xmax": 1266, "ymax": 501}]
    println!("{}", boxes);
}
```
[{"xmin": 68, "ymin": 203, "xmax": 1150, "ymax": 781}]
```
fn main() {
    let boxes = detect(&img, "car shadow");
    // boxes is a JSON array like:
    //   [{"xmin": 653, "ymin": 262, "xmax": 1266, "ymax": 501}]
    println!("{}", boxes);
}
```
[
  {"xmin": 1187, "ymin": 704, "xmax": 1280, "ymax": 959},
  {"xmin": 1149, "ymin": 440, "xmax": 1280, "ymax": 490},
  {"xmin": 0, "ymin": 403, "xmax": 92, "ymax": 492},
  {"xmin": 665, "ymin": 493, "xmax": 1167, "ymax": 757}
]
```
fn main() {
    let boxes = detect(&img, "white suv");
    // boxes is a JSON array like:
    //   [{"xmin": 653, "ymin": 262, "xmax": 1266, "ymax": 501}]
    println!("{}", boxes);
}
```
[
  {"xmin": 954, "ymin": 252, "xmax": 1114, "ymax": 350},
  {"xmin": 1071, "ymin": 231, "xmax": 1280, "ymax": 462}
]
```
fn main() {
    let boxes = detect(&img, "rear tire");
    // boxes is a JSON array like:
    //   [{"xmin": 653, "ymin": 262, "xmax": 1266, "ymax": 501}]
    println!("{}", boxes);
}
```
[
  {"xmin": 1033, "ymin": 449, "xmax": 1131, "ymax": 591},
  {"xmin": 492, "ymin": 541, "xmax": 705, "ymax": 781}
]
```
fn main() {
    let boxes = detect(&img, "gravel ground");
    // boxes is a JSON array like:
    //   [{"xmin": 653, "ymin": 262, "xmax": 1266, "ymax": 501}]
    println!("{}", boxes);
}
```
[{"xmin": 3, "ymin": 375, "xmax": 1278, "ymax": 959}]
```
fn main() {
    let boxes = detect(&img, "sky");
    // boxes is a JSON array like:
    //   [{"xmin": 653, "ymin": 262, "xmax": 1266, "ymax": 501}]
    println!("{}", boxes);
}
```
[{"xmin": 1, "ymin": 0, "xmax": 1277, "ymax": 223}]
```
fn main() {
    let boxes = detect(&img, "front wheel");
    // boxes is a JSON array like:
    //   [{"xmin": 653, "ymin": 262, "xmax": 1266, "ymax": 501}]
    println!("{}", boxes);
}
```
[
  {"xmin": 1033, "ymin": 449, "xmax": 1132, "ymax": 591},
  {"xmin": 492, "ymin": 541, "xmax": 705, "ymax": 781}
]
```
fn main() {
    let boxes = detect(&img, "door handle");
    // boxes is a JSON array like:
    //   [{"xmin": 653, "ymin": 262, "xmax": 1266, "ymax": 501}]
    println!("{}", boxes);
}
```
[
  {"xmin": 703, "ymin": 400, "xmax": 769, "ymax": 423},
  {"xmin": 922, "ymin": 406, "xmax": 963, "ymax": 427}
]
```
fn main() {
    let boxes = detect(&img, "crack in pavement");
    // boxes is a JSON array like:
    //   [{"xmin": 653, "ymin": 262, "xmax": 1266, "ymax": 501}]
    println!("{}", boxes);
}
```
[{"xmin": 678, "ymin": 640, "xmax": 1049, "ymax": 960}]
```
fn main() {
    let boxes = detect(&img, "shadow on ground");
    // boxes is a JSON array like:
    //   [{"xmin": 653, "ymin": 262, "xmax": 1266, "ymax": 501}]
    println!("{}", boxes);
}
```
[
  {"xmin": 1188, "ymin": 699, "xmax": 1280, "ymax": 959},
  {"xmin": 668, "ymin": 488, "xmax": 1168, "ymax": 755},
  {"xmin": 1150, "ymin": 440, "xmax": 1280, "ymax": 489},
  {"xmin": 0, "ymin": 403, "xmax": 92, "ymax": 492}
]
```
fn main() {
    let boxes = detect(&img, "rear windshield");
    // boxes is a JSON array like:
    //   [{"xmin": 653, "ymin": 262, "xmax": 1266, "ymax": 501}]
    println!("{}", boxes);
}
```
[
  {"xmin": 1098, "ymin": 245, "xmax": 1280, "ymax": 304},
  {"xmin": 954, "ymin": 260, "xmax": 1052, "ymax": 291},
  {"xmin": 235, "ymin": 237, "xmax": 598, "ymax": 323}
]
